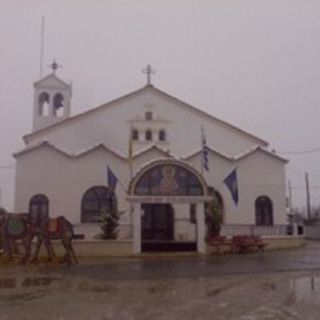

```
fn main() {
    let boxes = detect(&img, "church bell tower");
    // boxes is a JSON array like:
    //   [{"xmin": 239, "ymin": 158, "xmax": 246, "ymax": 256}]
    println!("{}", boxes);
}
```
[{"xmin": 32, "ymin": 60, "xmax": 72, "ymax": 132}]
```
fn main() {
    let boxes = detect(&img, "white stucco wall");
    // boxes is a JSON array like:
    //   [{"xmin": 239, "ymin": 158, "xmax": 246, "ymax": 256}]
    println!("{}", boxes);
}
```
[
  {"xmin": 25, "ymin": 87, "xmax": 266, "ymax": 158},
  {"xmin": 14, "ymin": 145, "xmax": 129, "ymax": 223},
  {"xmin": 15, "ymin": 85, "xmax": 287, "ymax": 241},
  {"xmin": 187, "ymin": 149, "xmax": 287, "ymax": 225},
  {"xmin": 15, "ymin": 142, "xmax": 287, "ymax": 234},
  {"xmin": 234, "ymin": 150, "xmax": 287, "ymax": 225}
]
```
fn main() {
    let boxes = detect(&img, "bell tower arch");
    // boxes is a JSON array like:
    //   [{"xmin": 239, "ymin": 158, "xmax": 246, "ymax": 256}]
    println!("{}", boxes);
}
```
[{"xmin": 32, "ymin": 60, "xmax": 72, "ymax": 132}]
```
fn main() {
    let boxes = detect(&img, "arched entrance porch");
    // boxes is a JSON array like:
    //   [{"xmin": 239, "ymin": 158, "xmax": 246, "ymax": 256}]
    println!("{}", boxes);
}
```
[{"xmin": 127, "ymin": 159, "xmax": 210, "ymax": 253}]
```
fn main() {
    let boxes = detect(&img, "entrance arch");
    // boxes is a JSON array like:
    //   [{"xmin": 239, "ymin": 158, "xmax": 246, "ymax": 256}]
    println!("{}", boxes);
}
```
[{"xmin": 127, "ymin": 159, "xmax": 210, "ymax": 253}]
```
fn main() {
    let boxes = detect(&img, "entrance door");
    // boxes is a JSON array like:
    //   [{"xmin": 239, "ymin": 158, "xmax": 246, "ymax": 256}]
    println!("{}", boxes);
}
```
[{"xmin": 141, "ymin": 203, "xmax": 173, "ymax": 241}]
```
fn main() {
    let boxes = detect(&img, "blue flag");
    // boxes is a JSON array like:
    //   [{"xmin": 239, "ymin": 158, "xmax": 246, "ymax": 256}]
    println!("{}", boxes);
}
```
[
  {"xmin": 107, "ymin": 166, "xmax": 118, "ymax": 190},
  {"xmin": 224, "ymin": 168, "xmax": 238, "ymax": 205},
  {"xmin": 201, "ymin": 126, "xmax": 209, "ymax": 171}
]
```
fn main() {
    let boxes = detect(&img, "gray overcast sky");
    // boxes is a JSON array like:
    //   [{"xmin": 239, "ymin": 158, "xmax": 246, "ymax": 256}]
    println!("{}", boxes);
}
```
[{"xmin": 1, "ymin": 0, "xmax": 320, "ymax": 210}]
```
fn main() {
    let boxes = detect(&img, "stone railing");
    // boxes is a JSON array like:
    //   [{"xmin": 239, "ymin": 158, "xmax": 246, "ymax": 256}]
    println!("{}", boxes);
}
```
[{"xmin": 221, "ymin": 224, "xmax": 291, "ymax": 237}]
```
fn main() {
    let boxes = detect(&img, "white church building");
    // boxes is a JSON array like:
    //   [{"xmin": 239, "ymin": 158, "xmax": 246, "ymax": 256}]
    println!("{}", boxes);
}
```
[{"xmin": 13, "ymin": 64, "xmax": 288, "ymax": 254}]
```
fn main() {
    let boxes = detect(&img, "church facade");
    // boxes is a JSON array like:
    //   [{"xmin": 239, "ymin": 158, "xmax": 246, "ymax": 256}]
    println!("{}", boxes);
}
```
[{"xmin": 13, "ymin": 67, "xmax": 288, "ymax": 253}]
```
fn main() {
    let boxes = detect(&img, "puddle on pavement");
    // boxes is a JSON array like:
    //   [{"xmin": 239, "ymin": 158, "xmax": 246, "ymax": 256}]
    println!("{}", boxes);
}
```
[
  {"xmin": 0, "ymin": 277, "xmax": 58, "ymax": 289},
  {"xmin": 290, "ymin": 276, "xmax": 320, "ymax": 302}
]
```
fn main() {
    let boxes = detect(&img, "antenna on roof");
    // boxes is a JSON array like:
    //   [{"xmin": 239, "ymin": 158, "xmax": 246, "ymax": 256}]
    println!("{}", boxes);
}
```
[{"xmin": 40, "ymin": 15, "xmax": 45, "ymax": 77}]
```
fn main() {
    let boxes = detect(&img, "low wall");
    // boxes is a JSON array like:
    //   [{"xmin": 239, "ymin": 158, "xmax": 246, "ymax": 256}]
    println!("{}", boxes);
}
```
[
  {"xmin": 206, "ymin": 236, "xmax": 306, "ymax": 255},
  {"xmin": 31, "ymin": 239, "xmax": 134, "ymax": 258},
  {"xmin": 16, "ymin": 236, "xmax": 305, "ymax": 259},
  {"xmin": 263, "ymin": 236, "xmax": 306, "ymax": 250},
  {"xmin": 304, "ymin": 225, "xmax": 320, "ymax": 240}
]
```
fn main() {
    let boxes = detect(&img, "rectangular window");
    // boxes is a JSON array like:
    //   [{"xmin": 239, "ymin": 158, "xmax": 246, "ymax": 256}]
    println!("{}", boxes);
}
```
[
  {"xmin": 145, "ymin": 111, "xmax": 153, "ymax": 121},
  {"xmin": 132, "ymin": 129, "xmax": 139, "ymax": 141}
]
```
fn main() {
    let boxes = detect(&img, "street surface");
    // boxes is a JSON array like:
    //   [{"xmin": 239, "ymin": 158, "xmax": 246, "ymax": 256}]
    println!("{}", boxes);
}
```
[{"xmin": 0, "ymin": 241, "xmax": 320, "ymax": 319}]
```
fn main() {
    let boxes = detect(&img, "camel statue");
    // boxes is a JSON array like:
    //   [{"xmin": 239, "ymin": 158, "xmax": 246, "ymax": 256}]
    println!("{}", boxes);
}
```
[{"xmin": 0, "ymin": 208, "xmax": 78, "ymax": 265}]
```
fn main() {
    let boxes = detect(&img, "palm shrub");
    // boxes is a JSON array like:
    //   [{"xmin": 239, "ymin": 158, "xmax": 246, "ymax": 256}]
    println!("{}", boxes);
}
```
[
  {"xmin": 98, "ymin": 205, "xmax": 119, "ymax": 240},
  {"xmin": 205, "ymin": 199, "xmax": 223, "ymax": 239}
]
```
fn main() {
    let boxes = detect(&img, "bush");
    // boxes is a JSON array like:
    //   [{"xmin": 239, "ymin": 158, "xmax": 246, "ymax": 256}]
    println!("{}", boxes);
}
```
[
  {"xmin": 205, "ymin": 200, "xmax": 223, "ymax": 238},
  {"xmin": 98, "ymin": 206, "xmax": 119, "ymax": 240}
]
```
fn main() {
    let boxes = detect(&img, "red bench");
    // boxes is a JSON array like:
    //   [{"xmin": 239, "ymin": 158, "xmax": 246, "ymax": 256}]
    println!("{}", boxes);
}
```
[
  {"xmin": 232, "ymin": 235, "xmax": 266, "ymax": 253},
  {"xmin": 207, "ymin": 236, "xmax": 233, "ymax": 254}
]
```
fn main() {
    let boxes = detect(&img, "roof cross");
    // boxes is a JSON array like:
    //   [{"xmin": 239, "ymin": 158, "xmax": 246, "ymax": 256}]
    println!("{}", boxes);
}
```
[
  {"xmin": 142, "ymin": 64, "xmax": 156, "ymax": 86},
  {"xmin": 49, "ymin": 59, "xmax": 62, "ymax": 74}
]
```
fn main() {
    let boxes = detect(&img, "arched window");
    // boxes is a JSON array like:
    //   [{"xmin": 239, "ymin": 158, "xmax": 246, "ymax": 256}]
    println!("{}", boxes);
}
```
[
  {"xmin": 29, "ymin": 194, "xmax": 49, "ymax": 226},
  {"xmin": 145, "ymin": 129, "xmax": 153, "ymax": 141},
  {"xmin": 255, "ymin": 196, "xmax": 273, "ymax": 226},
  {"xmin": 53, "ymin": 93, "xmax": 64, "ymax": 117},
  {"xmin": 81, "ymin": 186, "xmax": 117, "ymax": 223},
  {"xmin": 38, "ymin": 92, "xmax": 50, "ymax": 116},
  {"xmin": 159, "ymin": 130, "xmax": 166, "ymax": 142},
  {"xmin": 145, "ymin": 111, "xmax": 153, "ymax": 121},
  {"xmin": 132, "ymin": 128, "xmax": 139, "ymax": 141}
]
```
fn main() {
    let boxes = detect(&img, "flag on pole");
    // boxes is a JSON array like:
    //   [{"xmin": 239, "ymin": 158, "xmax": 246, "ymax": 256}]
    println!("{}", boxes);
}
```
[
  {"xmin": 223, "ymin": 168, "xmax": 239, "ymax": 205},
  {"xmin": 128, "ymin": 127, "xmax": 133, "ymax": 178},
  {"xmin": 107, "ymin": 166, "xmax": 118, "ymax": 190},
  {"xmin": 201, "ymin": 126, "xmax": 209, "ymax": 172}
]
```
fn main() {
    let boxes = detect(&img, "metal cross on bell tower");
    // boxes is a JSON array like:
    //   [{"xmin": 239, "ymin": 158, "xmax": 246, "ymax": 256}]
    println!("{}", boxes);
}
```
[
  {"xmin": 142, "ymin": 64, "xmax": 156, "ymax": 86},
  {"xmin": 49, "ymin": 59, "xmax": 62, "ymax": 74}
]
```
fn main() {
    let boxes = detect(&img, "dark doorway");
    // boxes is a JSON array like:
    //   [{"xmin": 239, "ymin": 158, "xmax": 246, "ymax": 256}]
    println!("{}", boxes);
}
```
[
  {"xmin": 255, "ymin": 196, "xmax": 273, "ymax": 226},
  {"xmin": 29, "ymin": 194, "xmax": 49, "ymax": 227},
  {"xmin": 142, "ymin": 203, "xmax": 173, "ymax": 241},
  {"xmin": 141, "ymin": 203, "xmax": 196, "ymax": 252}
]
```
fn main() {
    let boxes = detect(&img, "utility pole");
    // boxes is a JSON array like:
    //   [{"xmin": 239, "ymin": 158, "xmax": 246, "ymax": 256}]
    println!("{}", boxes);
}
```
[
  {"xmin": 305, "ymin": 172, "xmax": 311, "ymax": 220},
  {"xmin": 288, "ymin": 179, "xmax": 292, "ymax": 214},
  {"xmin": 40, "ymin": 15, "xmax": 45, "ymax": 77}
]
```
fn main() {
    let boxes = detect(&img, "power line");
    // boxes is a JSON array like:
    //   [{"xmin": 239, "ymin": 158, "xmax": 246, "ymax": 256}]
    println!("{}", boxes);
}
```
[
  {"xmin": 0, "ymin": 164, "xmax": 14, "ymax": 171},
  {"xmin": 287, "ymin": 167, "xmax": 320, "ymax": 177},
  {"xmin": 277, "ymin": 147, "xmax": 320, "ymax": 155},
  {"xmin": 291, "ymin": 186, "xmax": 320, "ymax": 190}
]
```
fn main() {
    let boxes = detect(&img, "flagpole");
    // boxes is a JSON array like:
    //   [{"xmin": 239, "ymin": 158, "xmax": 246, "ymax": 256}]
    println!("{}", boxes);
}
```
[
  {"xmin": 128, "ymin": 125, "xmax": 134, "ymax": 239},
  {"xmin": 128, "ymin": 125, "xmax": 133, "ymax": 179},
  {"xmin": 200, "ymin": 125, "xmax": 203, "ymax": 176},
  {"xmin": 201, "ymin": 124, "xmax": 209, "ymax": 175},
  {"xmin": 117, "ymin": 178, "xmax": 127, "ymax": 193}
]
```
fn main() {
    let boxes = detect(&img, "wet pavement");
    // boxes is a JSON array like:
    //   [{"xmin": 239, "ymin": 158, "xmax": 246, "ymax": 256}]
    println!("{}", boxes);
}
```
[
  {"xmin": 1, "ymin": 240, "xmax": 320, "ymax": 319},
  {"xmin": 59, "ymin": 240, "xmax": 320, "ymax": 281}
]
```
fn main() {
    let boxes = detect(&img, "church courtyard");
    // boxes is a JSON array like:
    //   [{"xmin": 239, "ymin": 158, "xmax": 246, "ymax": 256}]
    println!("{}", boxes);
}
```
[{"xmin": 0, "ymin": 241, "xmax": 320, "ymax": 320}]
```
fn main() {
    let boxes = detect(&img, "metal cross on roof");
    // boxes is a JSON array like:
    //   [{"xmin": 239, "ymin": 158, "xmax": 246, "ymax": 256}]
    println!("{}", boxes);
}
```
[
  {"xmin": 49, "ymin": 59, "xmax": 62, "ymax": 74},
  {"xmin": 142, "ymin": 64, "xmax": 156, "ymax": 86}
]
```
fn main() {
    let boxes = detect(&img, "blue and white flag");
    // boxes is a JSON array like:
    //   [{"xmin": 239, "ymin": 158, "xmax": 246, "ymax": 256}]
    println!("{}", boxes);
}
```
[
  {"xmin": 224, "ymin": 168, "xmax": 239, "ymax": 205},
  {"xmin": 107, "ymin": 166, "xmax": 118, "ymax": 190},
  {"xmin": 201, "ymin": 126, "xmax": 209, "ymax": 171}
]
